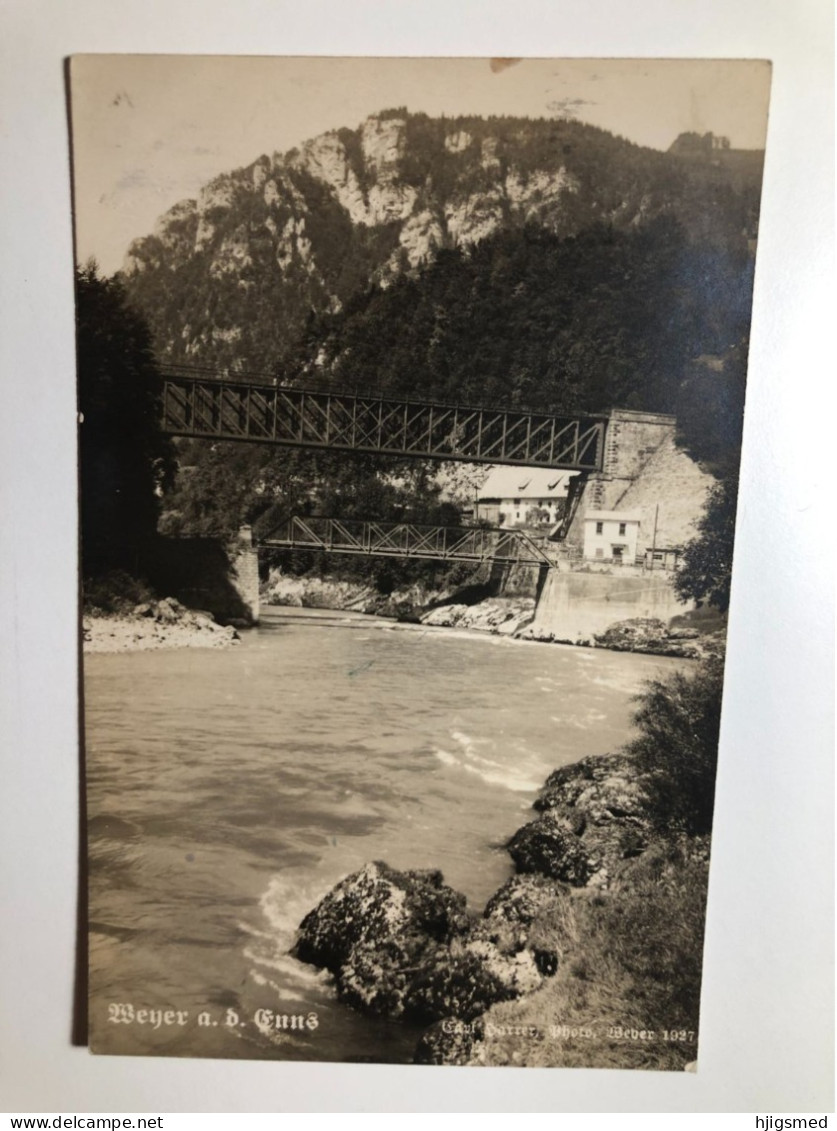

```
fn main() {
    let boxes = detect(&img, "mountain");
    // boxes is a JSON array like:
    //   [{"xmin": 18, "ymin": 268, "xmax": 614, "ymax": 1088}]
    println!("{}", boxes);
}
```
[
  {"xmin": 120, "ymin": 111, "xmax": 763, "ymax": 375},
  {"xmin": 117, "ymin": 111, "xmax": 762, "ymax": 546}
]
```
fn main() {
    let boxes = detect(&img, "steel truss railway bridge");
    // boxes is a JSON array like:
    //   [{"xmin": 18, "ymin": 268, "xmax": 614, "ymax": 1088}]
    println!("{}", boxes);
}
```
[{"xmin": 161, "ymin": 370, "xmax": 607, "ymax": 473}]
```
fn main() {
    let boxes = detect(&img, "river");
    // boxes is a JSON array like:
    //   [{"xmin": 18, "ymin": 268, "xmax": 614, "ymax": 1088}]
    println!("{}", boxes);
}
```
[{"xmin": 84, "ymin": 607, "xmax": 685, "ymax": 1062}]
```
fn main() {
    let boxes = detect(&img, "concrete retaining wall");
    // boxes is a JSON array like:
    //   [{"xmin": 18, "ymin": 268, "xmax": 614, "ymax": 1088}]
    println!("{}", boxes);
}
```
[{"xmin": 527, "ymin": 568, "xmax": 690, "ymax": 644}]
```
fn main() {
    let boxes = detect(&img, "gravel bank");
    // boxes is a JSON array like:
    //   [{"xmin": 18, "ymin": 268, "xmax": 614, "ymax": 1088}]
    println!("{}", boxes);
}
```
[{"xmin": 83, "ymin": 597, "xmax": 240, "ymax": 653}]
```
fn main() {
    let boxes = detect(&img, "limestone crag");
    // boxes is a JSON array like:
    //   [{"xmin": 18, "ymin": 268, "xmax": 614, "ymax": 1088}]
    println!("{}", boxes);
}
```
[
  {"xmin": 263, "ymin": 572, "xmax": 377, "ymax": 611},
  {"xmin": 264, "ymin": 570, "xmax": 537, "ymax": 636},
  {"xmin": 262, "ymin": 569, "xmax": 718, "ymax": 656},
  {"xmin": 123, "ymin": 111, "xmax": 701, "ymax": 368},
  {"xmin": 592, "ymin": 617, "xmax": 704, "ymax": 657},
  {"xmin": 419, "ymin": 598, "xmax": 535, "ymax": 635},
  {"xmin": 125, "ymin": 113, "xmax": 582, "ymax": 290},
  {"xmin": 262, "ymin": 570, "xmax": 462, "ymax": 619}
]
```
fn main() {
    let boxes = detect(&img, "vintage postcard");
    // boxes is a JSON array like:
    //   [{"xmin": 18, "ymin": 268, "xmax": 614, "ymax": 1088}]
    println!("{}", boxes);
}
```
[{"xmin": 71, "ymin": 55, "xmax": 771, "ymax": 1067}]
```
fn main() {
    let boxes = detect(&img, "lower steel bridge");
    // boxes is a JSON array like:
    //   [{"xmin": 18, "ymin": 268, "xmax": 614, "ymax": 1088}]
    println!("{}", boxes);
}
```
[
  {"xmin": 260, "ymin": 516, "xmax": 553, "ymax": 567},
  {"xmin": 161, "ymin": 371, "xmax": 606, "ymax": 472}
]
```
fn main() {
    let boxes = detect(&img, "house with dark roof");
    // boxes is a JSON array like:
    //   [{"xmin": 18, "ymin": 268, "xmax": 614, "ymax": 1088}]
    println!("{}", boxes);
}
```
[{"xmin": 475, "ymin": 467, "xmax": 577, "ymax": 530}]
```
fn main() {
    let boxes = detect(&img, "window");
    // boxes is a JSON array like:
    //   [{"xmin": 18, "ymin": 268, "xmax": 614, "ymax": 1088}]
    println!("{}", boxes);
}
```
[
  {"xmin": 618, "ymin": 522, "xmax": 627, "ymax": 536},
  {"xmin": 595, "ymin": 548, "xmax": 604, "ymax": 558},
  {"xmin": 595, "ymin": 521, "xmax": 603, "ymax": 535}
]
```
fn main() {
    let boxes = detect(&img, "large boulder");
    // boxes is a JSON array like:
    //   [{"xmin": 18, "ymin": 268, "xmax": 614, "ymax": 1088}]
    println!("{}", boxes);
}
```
[
  {"xmin": 294, "ymin": 862, "xmax": 474, "ymax": 1018},
  {"xmin": 294, "ymin": 861, "xmax": 559, "ymax": 1023},
  {"xmin": 512, "ymin": 753, "xmax": 654, "ymax": 884},
  {"xmin": 538, "ymin": 753, "xmax": 650, "ymax": 843},
  {"xmin": 411, "ymin": 876, "xmax": 573, "ymax": 1062},
  {"xmin": 480, "ymin": 873, "xmax": 573, "ymax": 974},
  {"xmin": 506, "ymin": 815, "xmax": 593, "ymax": 885},
  {"xmin": 295, "ymin": 861, "xmax": 467, "ymax": 967},
  {"xmin": 535, "ymin": 752, "xmax": 649, "ymax": 820},
  {"xmin": 406, "ymin": 945, "xmax": 538, "ymax": 1022}
]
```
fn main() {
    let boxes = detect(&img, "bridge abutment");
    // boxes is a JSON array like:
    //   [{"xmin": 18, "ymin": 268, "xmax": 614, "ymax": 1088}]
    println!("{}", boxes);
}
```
[
  {"xmin": 528, "ymin": 566, "xmax": 689, "ymax": 643},
  {"xmin": 565, "ymin": 409, "xmax": 677, "ymax": 546}
]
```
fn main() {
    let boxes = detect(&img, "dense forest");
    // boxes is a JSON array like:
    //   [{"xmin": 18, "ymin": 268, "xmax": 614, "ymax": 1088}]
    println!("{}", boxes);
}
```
[{"xmin": 289, "ymin": 217, "xmax": 752, "ymax": 420}]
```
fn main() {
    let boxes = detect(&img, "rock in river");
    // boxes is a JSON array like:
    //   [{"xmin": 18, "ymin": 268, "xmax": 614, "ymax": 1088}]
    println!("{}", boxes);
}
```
[
  {"xmin": 293, "ymin": 861, "xmax": 559, "ymax": 1023},
  {"xmin": 508, "ymin": 752, "xmax": 654, "ymax": 885},
  {"xmin": 506, "ymin": 815, "xmax": 593, "ymax": 885},
  {"xmin": 294, "ymin": 861, "xmax": 469, "ymax": 1015}
]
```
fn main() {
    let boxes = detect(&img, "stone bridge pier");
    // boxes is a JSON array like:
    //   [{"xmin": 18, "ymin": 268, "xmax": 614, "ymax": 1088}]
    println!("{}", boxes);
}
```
[{"xmin": 232, "ymin": 525, "xmax": 260, "ymax": 624}]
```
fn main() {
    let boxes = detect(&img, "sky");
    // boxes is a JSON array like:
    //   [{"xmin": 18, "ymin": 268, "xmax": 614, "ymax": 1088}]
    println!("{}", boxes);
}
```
[{"xmin": 70, "ymin": 56, "xmax": 772, "ymax": 275}]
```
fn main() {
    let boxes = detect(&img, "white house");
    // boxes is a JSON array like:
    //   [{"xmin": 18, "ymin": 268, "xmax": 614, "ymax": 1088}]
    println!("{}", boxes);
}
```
[
  {"xmin": 582, "ymin": 510, "xmax": 642, "ymax": 563},
  {"xmin": 475, "ymin": 468, "xmax": 577, "ymax": 529}
]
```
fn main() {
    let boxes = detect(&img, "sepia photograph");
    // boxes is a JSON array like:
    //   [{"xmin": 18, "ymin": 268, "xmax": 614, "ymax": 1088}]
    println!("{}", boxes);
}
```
[{"xmin": 69, "ymin": 55, "xmax": 773, "ymax": 1069}]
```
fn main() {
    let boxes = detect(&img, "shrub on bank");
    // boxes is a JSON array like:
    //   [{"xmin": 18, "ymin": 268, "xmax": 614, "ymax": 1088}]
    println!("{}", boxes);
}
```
[
  {"xmin": 627, "ymin": 651, "xmax": 725, "ymax": 835},
  {"xmin": 467, "ymin": 837, "xmax": 709, "ymax": 1070},
  {"xmin": 83, "ymin": 570, "xmax": 157, "ymax": 616}
]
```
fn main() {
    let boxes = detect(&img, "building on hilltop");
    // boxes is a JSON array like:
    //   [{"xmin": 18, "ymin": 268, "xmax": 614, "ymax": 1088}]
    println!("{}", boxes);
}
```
[
  {"xmin": 475, "ymin": 467, "xmax": 578, "ymax": 530},
  {"xmin": 668, "ymin": 131, "xmax": 731, "ymax": 156}
]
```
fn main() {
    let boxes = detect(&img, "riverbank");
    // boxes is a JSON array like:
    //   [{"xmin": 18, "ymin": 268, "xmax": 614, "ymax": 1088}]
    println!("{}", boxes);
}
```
[
  {"xmin": 291, "ymin": 651, "xmax": 721, "ymax": 1070},
  {"xmin": 293, "ymin": 749, "xmax": 709, "ymax": 1071},
  {"xmin": 264, "ymin": 570, "xmax": 720, "ymax": 658},
  {"xmin": 83, "ymin": 597, "xmax": 240, "ymax": 653}
]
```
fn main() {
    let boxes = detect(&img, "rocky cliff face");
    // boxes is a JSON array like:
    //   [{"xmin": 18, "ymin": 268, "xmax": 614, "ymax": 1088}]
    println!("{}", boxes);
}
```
[
  {"xmin": 120, "ymin": 112, "xmax": 745, "ymax": 372},
  {"xmin": 125, "ymin": 113, "xmax": 579, "ymax": 286}
]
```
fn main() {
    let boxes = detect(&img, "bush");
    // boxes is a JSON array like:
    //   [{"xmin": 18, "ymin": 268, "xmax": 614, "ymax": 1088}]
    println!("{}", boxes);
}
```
[
  {"xmin": 83, "ymin": 570, "xmax": 156, "ymax": 615},
  {"xmin": 601, "ymin": 839, "xmax": 709, "ymax": 1025},
  {"xmin": 628, "ymin": 652, "xmax": 725, "ymax": 834},
  {"xmin": 674, "ymin": 475, "xmax": 739, "ymax": 614},
  {"xmin": 468, "ymin": 839, "xmax": 709, "ymax": 1070}
]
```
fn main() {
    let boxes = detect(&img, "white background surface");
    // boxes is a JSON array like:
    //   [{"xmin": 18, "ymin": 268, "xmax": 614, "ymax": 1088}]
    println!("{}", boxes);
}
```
[{"xmin": 1, "ymin": 0, "xmax": 834, "ymax": 1114}]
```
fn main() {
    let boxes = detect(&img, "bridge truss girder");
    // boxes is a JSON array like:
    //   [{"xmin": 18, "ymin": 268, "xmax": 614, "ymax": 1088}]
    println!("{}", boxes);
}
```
[
  {"xmin": 162, "ymin": 375, "xmax": 606, "ymax": 472},
  {"xmin": 260, "ymin": 516, "xmax": 553, "ymax": 567}
]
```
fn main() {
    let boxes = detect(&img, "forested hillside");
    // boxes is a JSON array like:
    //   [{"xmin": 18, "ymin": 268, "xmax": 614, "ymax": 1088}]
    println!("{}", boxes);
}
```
[{"xmin": 288, "ymin": 218, "xmax": 753, "ymax": 418}]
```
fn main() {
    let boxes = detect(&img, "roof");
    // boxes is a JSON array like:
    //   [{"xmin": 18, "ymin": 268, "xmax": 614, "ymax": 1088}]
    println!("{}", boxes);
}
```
[
  {"xmin": 477, "ymin": 467, "xmax": 576, "ymax": 501},
  {"xmin": 584, "ymin": 510, "xmax": 642, "ymax": 523}
]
